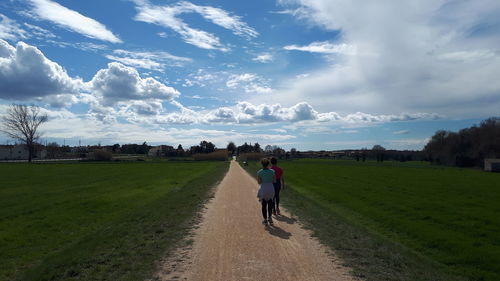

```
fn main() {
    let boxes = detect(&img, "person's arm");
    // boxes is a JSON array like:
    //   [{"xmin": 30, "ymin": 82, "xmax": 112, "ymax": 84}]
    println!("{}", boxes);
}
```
[{"xmin": 257, "ymin": 176, "xmax": 262, "ymax": 184}]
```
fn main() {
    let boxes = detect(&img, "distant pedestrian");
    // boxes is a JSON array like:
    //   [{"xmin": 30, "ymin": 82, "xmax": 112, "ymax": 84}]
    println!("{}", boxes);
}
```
[
  {"xmin": 257, "ymin": 158, "xmax": 276, "ymax": 225},
  {"xmin": 270, "ymin": 157, "xmax": 284, "ymax": 216}
]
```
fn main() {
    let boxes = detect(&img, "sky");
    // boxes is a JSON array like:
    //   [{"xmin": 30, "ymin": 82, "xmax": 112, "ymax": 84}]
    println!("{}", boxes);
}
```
[{"xmin": 0, "ymin": 0, "xmax": 499, "ymax": 150}]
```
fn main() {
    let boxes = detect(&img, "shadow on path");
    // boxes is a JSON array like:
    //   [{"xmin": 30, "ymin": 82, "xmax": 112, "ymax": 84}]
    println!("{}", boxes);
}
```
[
  {"xmin": 265, "ymin": 225, "xmax": 292, "ymax": 239},
  {"xmin": 274, "ymin": 214, "xmax": 297, "ymax": 225}
]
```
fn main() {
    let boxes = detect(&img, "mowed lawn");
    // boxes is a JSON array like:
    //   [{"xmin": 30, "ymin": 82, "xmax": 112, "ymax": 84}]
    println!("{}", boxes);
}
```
[
  {"xmin": 0, "ymin": 161, "xmax": 228, "ymax": 281},
  {"xmin": 244, "ymin": 159, "xmax": 500, "ymax": 280}
]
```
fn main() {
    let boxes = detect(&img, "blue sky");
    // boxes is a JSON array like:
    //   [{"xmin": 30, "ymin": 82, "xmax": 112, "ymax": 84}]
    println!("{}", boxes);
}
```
[{"xmin": 0, "ymin": 0, "xmax": 499, "ymax": 150}]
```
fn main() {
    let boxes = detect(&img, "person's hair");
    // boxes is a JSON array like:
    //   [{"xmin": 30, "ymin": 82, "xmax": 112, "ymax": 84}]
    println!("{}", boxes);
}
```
[
  {"xmin": 270, "ymin": 157, "xmax": 277, "ymax": 165},
  {"xmin": 261, "ymin": 158, "xmax": 270, "ymax": 168}
]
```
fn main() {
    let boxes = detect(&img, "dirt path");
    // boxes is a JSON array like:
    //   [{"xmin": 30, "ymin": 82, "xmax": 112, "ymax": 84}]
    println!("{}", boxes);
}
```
[{"xmin": 154, "ymin": 161, "xmax": 356, "ymax": 281}]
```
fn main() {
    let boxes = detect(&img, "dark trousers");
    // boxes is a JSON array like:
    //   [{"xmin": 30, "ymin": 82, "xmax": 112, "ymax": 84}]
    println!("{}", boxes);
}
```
[
  {"xmin": 261, "ymin": 199, "xmax": 274, "ymax": 219},
  {"xmin": 273, "ymin": 180, "xmax": 281, "ymax": 210}
]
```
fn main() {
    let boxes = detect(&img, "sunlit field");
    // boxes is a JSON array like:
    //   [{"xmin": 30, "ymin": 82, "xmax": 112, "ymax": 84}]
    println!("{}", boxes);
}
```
[
  {"xmin": 242, "ymin": 159, "xmax": 500, "ymax": 281},
  {"xmin": 0, "ymin": 161, "xmax": 228, "ymax": 281}
]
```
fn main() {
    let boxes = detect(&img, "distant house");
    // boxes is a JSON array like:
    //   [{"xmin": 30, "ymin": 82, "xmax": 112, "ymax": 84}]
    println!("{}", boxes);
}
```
[
  {"xmin": 148, "ymin": 145, "xmax": 175, "ymax": 157},
  {"xmin": 484, "ymin": 159, "xmax": 500, "ymax": 172},
  {"xmin": 0, "ymin": 145, "xmax": 47, "ymax": 160}
]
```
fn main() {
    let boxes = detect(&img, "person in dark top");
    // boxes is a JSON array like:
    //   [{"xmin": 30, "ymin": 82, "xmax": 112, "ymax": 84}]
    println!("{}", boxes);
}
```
[{"xmin": 270, "ymin": 157, "xmax": 284, "ymax": 216}]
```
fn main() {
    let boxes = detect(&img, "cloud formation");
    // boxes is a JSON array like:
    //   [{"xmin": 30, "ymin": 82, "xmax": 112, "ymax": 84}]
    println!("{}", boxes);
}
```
[
  {"xmin": 272, "ymin": 0, "xmax": 500, "ymax": 117},
  {"xmin": 226, "ymin": 73, "xmax": 273, "ymax": 94},
  {"xmin": 252, "ymin": 53, "xmax": 274, "ymax": 63},
  {"xmin": 134, "ymin": 1, "xmax": 257, "ymax": 51},
  {"xmin": 0, "ymin": 14, "xmax": 28, "ymax": 41},
  {"xmin": 105, "ymin": 49, "xmax": 192, "ymax": 71},
  {"xmin": 284, "ymin": 41, "xmax": 356, "ymax": 55},
  {"xmin": 88, "ymin": 62, "xmax": 180, "ymax": 106},
  {"xmin": 31, "ymin": 106, "xmax": 296, "ymax": 146},
  {"xmin": 28, "ymin": 0, "xmax": 121, "ymax": 43},
  {"xmin": 0, "ymin": 39, "xmax": 81, "ymax": 101},
  {"xmin": 154, "ymin": 101, "xmax": 439, "ymax": 125}
]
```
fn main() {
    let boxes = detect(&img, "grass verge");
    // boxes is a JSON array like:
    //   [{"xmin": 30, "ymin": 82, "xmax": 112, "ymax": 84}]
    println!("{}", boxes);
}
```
[{"xmin": 1, "ymin": 161, "xmax": 228, "ymax": 281}]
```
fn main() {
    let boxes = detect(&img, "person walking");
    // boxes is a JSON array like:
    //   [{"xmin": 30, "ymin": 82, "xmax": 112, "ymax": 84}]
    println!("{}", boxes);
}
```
[
  {"xmin": 257, "ymin": 158, "xmax": 276, "ymax": 225},
  {"xmin": 270, "ymin": 157, "xmax": 284, "ymax": 216}
]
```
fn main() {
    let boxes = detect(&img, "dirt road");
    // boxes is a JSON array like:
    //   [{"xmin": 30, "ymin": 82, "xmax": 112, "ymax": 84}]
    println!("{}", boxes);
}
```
[{"xmin": 154, "ymin": 161, "xmax": 356, "ymax": 281}]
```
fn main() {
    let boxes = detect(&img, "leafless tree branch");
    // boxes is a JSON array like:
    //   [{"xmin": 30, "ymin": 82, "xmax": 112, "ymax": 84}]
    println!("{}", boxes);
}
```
[{"xmin": 0, "ymin": 104, "xmax": 48, "ymax": 162}]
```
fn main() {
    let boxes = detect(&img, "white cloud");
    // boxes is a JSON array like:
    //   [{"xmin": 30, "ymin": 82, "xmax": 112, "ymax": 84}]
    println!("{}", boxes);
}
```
[
  {"xmin": 271, "ymin": 0, "xmax": 500, "ymax": 118},
  {"xmin": 26, "ymin": 106, "xmax": 295, "ymax": 147},
  {"xmin": 0, "ymin": 39, "xmax": 82, "ymax": 102},
  {"xmin": 226, "ymin": 73, "xmax": 273, "ymax": 94},
  {"xmin": 133, "ymin": 1, "xmax": 257, "ymax": 51},
  {"xmin": 393, "ymin": 130, "xmax": 410, "ymax": 135},
  {"xmin": 177, "ymin": 1, "xmax": 258, "ymax": 39},
  {"xmin": 139, "ymin": 101, "xmax": 439, "ymax": 126},
  {"xmin": 226, "ymin": 73, "xmax": 256, "ymax": 88},
  {"xmin": 252, "ymin": 53, "xmax": 274, "ymax": 63},
  {"xmin": 23, "ymin": 23, "xmax": 57, "ymax": 39},
  {"xmin": 284, "ymin": 41, "xmax": 356, "ymax": 55},
  {"xmin": 0, "ymin": 14, "xmax": 29, "ymax": 41},
  {"xmin": 28, "ymin": 0, "xmax": 121, "ymax": 43},
  {"xmin": 105, "ymin": 49, "xmax": 191, "ymax": 72},
  {"xmin": 182, "ymin": 68, "xmax": 221, "ymax": 87},
  {"xmin": 88, "ymin": 62, "xmax": 180, "ymax": 107},
  {"xmin": 317, "ymin": 112, "xmax": 441, "ymax": 123},
  {"xmin": 437, "ymin": 50, "xmax": 498, "ymax": 62},
  {"xmin": 73, "ymin": 42, "xmax": 108, "ymax": 52}
]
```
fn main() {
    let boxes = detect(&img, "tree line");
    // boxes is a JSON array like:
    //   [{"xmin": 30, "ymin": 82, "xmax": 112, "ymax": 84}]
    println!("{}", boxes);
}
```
[{"xmin": 424, "ymin": 117, "xmax": 500, "ymax": 167}]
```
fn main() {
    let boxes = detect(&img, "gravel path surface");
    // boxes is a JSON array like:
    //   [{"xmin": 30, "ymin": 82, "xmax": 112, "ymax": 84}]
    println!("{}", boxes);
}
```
[{"xmin": 154, "ymin": 160, "xmax": 356, "ymax": 281}]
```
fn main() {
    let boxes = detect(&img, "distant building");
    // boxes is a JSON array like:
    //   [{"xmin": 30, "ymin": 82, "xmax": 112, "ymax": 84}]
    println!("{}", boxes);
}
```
[
  {"xmin": 148, "ymin": 145, "xmax": 175, "ymax": 157},
  {"xmin": 484, "ymin": 159, "xmax": 500, "ymax": 172},
  {"xmin": 0, "ymin": 145, "xmax": 47, "ymax": 160}
]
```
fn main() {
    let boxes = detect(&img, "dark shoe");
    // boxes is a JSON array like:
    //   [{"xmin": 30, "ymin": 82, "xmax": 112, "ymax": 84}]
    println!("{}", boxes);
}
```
[
  {"xmin": 268, "ymin": 218, "xmax": 273, "ymax": 225},
  {"xmin": 262, "ymin": 219, "xmax": 268, "ymax": 225}
]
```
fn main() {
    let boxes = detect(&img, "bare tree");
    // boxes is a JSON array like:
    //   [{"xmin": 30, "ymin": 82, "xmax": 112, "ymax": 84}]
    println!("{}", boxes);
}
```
[{"xmin": 1, "ymin": 104, "xmax": 48, "ymax": 162}]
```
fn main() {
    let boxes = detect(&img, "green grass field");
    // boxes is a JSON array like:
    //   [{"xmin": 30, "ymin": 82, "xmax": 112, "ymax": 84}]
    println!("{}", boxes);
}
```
[
  {"xmin": 0, "ymin": 161, "xmax": 228, "ymax": 281},
  {"xmin": 242, "ymin": 159, "xmax": 500, "ymax": 281}
]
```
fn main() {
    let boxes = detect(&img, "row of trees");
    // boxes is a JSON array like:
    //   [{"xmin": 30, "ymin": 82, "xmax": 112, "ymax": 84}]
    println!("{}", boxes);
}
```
[
  {"xmin": 190, "ymin": 140, "xmax": 216, "ymax": 154},
  {"xmin": 424, "ymin": 117, "xmax": 500, "ymax": 167},
  {"xmin": 235, "ymin": 142, "xmax": 262, "ymax": 154}
]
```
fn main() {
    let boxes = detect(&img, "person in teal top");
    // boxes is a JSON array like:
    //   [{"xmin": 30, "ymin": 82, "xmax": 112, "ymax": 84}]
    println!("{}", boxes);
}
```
[
  {"xmin": 257, "ymin": 158, "xmax": 275, "ymax": 225},
  {"xmin": 257, "ymin": 168, "xmax": 274, "ymax": 183}
]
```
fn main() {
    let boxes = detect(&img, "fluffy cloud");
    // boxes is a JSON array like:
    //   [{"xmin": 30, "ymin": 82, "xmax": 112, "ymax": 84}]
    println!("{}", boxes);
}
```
[
  {"xmin": 145, "ymin": 101, "xmax": 439, "ymax": 125},
  {"xmin": 27, "ymin": 0, "xmax": 121, "ymax": 43},
  {"xmin": 0, "ymin": 40, "xmax": 184, "ymax": 117},
  {"xmin": 133, "ymin": 1, "xmax": 257, "ymax": 51},
  {"xmin": 236, "ymin": 102, "xmax": 317, "ymax": 123},
  {"xmin": 271, "ymin": 0, "xmax": 500, "ymax": 118},
  {"xmin": 88, "ymin": 62, "xmax": 180, "ymax": 106},
  {"xmin": 0, "ymin": 39, "xmax": 82, "ymax": 101}
]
